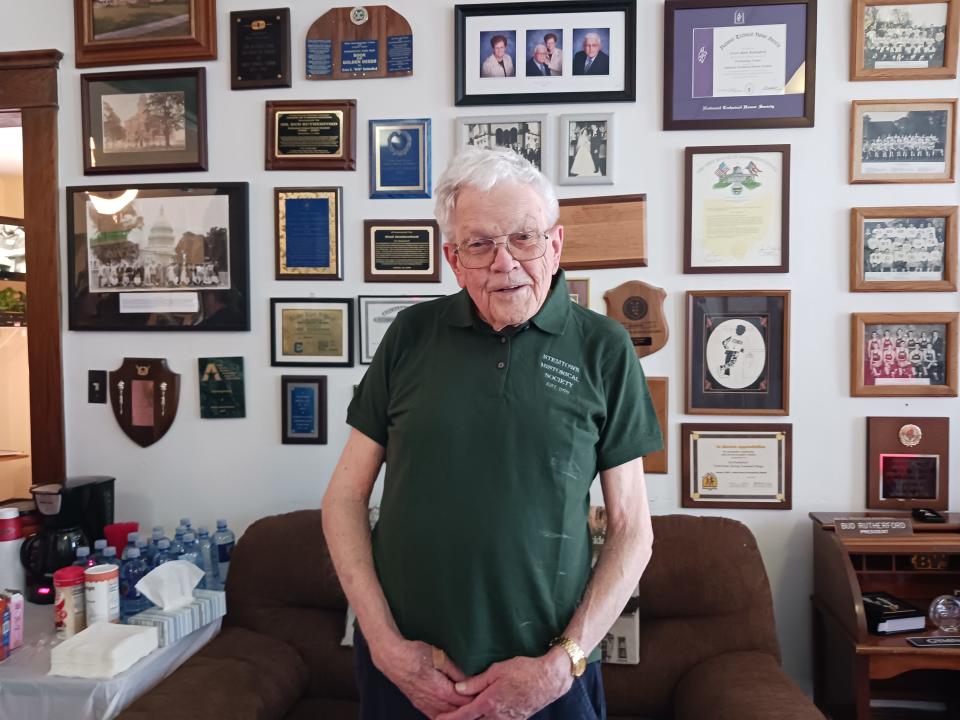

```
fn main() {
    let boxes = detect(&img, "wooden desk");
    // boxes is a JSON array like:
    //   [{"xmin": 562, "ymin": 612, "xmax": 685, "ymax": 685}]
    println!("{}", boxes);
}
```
[
  {"xmin": 0, "ymin": 451, "xmax": 27, "ymax": 462},
  {"xmin": 811, "ymin": 512, "xmax": 960, "ymax": 720}
]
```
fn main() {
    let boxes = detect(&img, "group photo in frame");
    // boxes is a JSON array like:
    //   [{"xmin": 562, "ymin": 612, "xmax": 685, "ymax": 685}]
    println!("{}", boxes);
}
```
[
  {"xmin": 265, "ymin": 99, "xmax": 357, "ymax": 171},
  {"xmin": 663, "ymin": 0, "xmax": 818, "ymax": 130},
  {"xmin": 558, "ymin": 113, "xmax": 614, "ymax": 185},
  {"xmin": 455, "ymin": 0, "xmax": 637, "ymax": 105},
  {"xmin": 66, "ymin": 182, "xmax": 249, "ymax": 331},
  {"xmin": 850, "ymin": 98, "xmax": 957, "ymax": 183},
  {"xmin": 358, "ymin": 295, "xmax": 442, "ymax": 364},
  {"xmin": 274, "ymin": 187, "xmax": 343, "ymax": 281},
  {"xmin": 851, "ymin": 0, "xmax": 959, "ymax": 81},
  {"xmin": 270, "ymin": 298, "xmax": 354, "ymax": 367},
  {"xmin": 363, "ymin": 219, "xmax": 442, "ymax": 283},
  {"xmin": 850, "ymin": 205, "xmax": 957, "ymax": 291},
  {"xmin": 81, "ymin": 68, "xmax": 207, "ymax": 175},
  {"xmin": 851, "ymin": 311, "xmax": 958, "ymax": 396},
  {"xmin": 369, "ymin": 118, "xmax": 431, "ymax": 199},
  {"xmin": 686, "ymin": 290, "xmax": 791, "ymax": 415},
  {"xmin": 456, "ymin": 114, "xmax": 549, "ymax": 175},
  {"xmin": 281, "ymin": 375, "xmax": 327, "ymax": 445},
  {"xmin": 684, "ymin": 144, "xmax": 790, "ymax": 274}
]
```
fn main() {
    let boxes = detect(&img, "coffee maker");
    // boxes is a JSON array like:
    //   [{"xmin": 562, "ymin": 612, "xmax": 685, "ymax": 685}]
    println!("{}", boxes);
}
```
[{"xmin": 20, "ymin": 476, "xmax": 115, "ymax": 603}]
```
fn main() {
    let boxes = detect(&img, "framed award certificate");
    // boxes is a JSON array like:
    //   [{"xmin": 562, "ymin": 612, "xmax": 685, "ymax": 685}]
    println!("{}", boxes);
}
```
[
  {"xmin": 281, "ymin": 375, "xmax": 327, "ymax": 444},
  {"xmin": 275, "ymin": 187, "xmax": 343, "ymax": 280},
  {"xmin": 358, "ymin": 295, "xmax": 442, "ymax": 364},
  {"xmin": 270, "ymin": 298, "xmax": 354, "ymax": 367},
  {"xmin": 369, "ymin": 118, "xmax": 431, "ymax": 199},
  {"xmin": 265, "ymin": 99, "xmax": 357, "ymax": 171},
  {"xmin": 363, "ymin": 219, "xmax": 442, "ymax": 283},
  {"xmin": 681, "ymin": 423, "xmax": 792, "ymax": 509}
]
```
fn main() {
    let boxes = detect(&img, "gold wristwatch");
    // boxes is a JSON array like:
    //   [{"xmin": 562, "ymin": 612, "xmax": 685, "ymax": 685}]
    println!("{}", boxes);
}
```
[{"xmin": 550, "ymin": 636, "xmax": 586, "ymax": 677}]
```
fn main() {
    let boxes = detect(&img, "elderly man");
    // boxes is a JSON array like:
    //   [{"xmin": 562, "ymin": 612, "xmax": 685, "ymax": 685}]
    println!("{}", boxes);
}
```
[
  {"xmin": 572, "ymin": 32, "xmax": 610, "ymax": 75},
  {"xmin": 526, "ymin": 43, "xmax": 552, "ymax": 76},
  {"xmin": 322, "ymin": 147, "xmax": 661, "ymax": 720}
]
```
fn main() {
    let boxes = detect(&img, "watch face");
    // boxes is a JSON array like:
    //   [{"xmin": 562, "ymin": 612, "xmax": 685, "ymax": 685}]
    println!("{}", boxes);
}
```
[{"xmin": 573, "ymin": 657, "xmax": 587, "ymax": 676}]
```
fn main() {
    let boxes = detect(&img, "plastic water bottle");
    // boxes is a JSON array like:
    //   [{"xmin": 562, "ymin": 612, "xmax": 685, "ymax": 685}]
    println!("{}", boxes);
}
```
[
  {"xmin": 136, "ymin": 538, "xmax": 148, "ymax": 557},
  {"xmin": 213, "ymin": 519, "xmax": 236, "ymax": 586},
  {"xmin": 179, "ymin": 517, "xmax": 193, "ymax": 534},
  {"xmin": 152, "ymin": 539, "xmax": 173, "ymax": 568},
  {"xmin": 169, "ymin": 526, "xmax": 186, "ymax": 558},
  {"xmin": 73, "ymin": 546, "xmax": 96, "ymax": 568},
  {"xmin": 93, "ymin": 539, "xmax": 108, "ymax": 564},
  {"xmin": 102, "ymin": 546, "xmax": 121, "ymax": 568},
  {"xmin": 179, "ymin": 532, "xmax": 204, "ymax": 581},
  {"xmin": 146, "ymin": 526, "xmax": 167, "ymax": 564},
  {"xmin": 196, "ymin": 527, "xmax": 220, "ymax": 590},
  {"xmin": 119, "ymin": 548, "xmax": 151, "ymax": 621},
  {"xmin": 122, "ymin": 532, "xmax": 140, "ymax": 561}
]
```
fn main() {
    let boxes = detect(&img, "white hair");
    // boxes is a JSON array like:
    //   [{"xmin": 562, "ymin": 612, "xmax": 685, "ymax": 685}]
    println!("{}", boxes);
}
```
[
  {"xmin": 584, "ymin": 32, "xmax": 602, "ymax": 45},
  {"xmin": 533, "ymin": 43, "xmax": 547, "ymax": 53},
  {"xmin": 434, "ymin": 146, "xmax": 559, "ymax": 241}
]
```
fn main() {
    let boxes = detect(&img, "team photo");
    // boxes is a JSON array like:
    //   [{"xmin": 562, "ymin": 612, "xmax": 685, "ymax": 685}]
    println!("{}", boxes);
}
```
[{"xmin": 863, "ymin": 323, "xmax": 948, "ymax": 385}]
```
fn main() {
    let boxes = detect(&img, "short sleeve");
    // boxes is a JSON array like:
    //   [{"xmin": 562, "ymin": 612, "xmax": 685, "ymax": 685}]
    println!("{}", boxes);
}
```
[{"xmin": 346, "ymin": 317, "xmax": 402, "ymax": 448}]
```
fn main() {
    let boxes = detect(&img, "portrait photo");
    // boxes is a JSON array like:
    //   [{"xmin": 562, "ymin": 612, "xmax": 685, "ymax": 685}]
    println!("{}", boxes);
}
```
[
  {"xmin": 862, "ymin": 2, "xmax": 948, "ymax": 69},
  {"xmin": 525, "ymin": 29, "xmax": 563, "ymax": 76},
  {"xmin": 572, "ymin": 27, "xmax": 611, "ymax": 75},
  {"xmin": 559, "ymin": 114, "xmax": 613, "ymax": 185},
  {"xmin": 457, "ymin": 115, "xmax": 547, "ymax": 173},
  {"xmin": 479, "ymin": 30, "xmax": 517, "ymax": 78}
]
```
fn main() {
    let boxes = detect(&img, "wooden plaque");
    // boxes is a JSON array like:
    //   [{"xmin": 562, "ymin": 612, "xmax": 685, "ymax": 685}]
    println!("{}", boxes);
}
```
[
  {"xmin": 265, "ymin": 100, "xmax": 357, "ymax": 171},
  {"xmin": 867, "ymin": 416, "xmax": 949, "ymax": 511},
  {"xmin": 644, "ymin": 377, "xmax": 668, "ymax": 474},
  {"xmin": 231, "ymin": 8, "xmax": 291, "ymax": 90},
  {"xmin": 559, "ymin": 195, "xmax": 647, "ymax": 270},
  {"xmin": 109, "ymin": 358, "xmax": 180, "ymax": 448},
  {"xmin": 306, "ymin": 5, "xmax": 413, "ymax": 81},
  {"xmin": 603, "ymin": 280, "xmax": 668, "ymax": 358}
]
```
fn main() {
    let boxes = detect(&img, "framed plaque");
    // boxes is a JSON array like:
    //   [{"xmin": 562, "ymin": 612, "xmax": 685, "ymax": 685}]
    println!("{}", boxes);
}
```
[
  {"xmin": 684, "ymin": 145, "xmax": 790, "ymax": 273},
  {"xmin": 558, "ymin": 194, "xmax": 647, "ymax": 270},
  {"xmin": 271, "ymin": 298, "xmax": 354, "ymax": 367},
  {"xmin": 369, "ymin": 118, "xmax": 431, "ymax": 199},
  {"xmin": 867, "ymin": 416, "xmax": 949, "ymax": 510},
  {"xmin": 109, "ymin": 357, "xmax": 181, "ymax": 448},
  {"xmin": 306, "ymin": 5, "xmax": 414, "ymax": 80},
  {"xmin": 603, "ymin": 280, "xmax": 669, "ymax": 358},
  {"xmin": 358, "ymin": 295, "xmax": 443, "ymax": 364},
  {"xmin": 851, "ymin": 312, "xmax": 959, "ymax": 397},
  {"xmin": 265, "ymin": 99, "xmax": 357, "ymax": 171},
  {"xmin": 686, "ymin": 290, "xmax": 790, "ymax": 415},
  {"xmin": 275, "ymin": 187, "xmax": 343, "ymax": 280},
  {"xmin": 558, "ymin": 113, "xmax": 614, "ymax": 185},
  {"xmin": 645, "ymin": 377, "xmax": 669, "ymax": 474},
  {"xmin": 664, "ymin": 0, "xmax": 817, "ymax": 130},
  {"xmin": 281, "ymin": 375, "xmax": 327, "ymax": 445},
  {"xmin": 567, "ymin": 277, "xmax": 590, "ymax": 307},
  {"xmin": 231, "ymin": 8, "xmax": 291, "ymax": 90},
  {"xmin": 197, "ymin": 356, "xmax": 245, "ymax": 419},
  {"xmin": 681, "ymin": 423, "xmax": 792, "ymax": 509},
  {"xmin": 363, "ymin": 219, "xmax": 442, "ymax": 283},
  {"xmin": 456, "ymin": 114, "xmax": 551, "ymax": 175},
  {"xmin": 850, "ymin": 205, "xmax": 957, "ymax": 292}
]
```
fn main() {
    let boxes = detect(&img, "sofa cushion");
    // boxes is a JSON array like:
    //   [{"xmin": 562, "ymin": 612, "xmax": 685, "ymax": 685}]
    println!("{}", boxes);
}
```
[{"xmin": 283, "ymin": 697, "xmax": 359, "ymax": 720}]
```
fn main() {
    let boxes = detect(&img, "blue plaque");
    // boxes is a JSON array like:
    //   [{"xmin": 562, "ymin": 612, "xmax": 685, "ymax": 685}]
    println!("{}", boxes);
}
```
[
  {"xmin": 369, "ymin": 119, "xmax": 431, "ymax": 199},
  {"xmin": 284, "ymin": 198, "xmax": 330, "ymax": 268},
  {"xmin": 306, "ymin": 39, "xmax": 332, "ymax": 76},
  {"xmin": 387, "ymin": 35, "xmax": 413, "ymax": 73},
  {"xmin": 289, "ymin": 385, "xmax": 317, "ymax": 435},
  {"xmin": 341, "ymin": 40, "xmax": 379, "ymax": 74}
]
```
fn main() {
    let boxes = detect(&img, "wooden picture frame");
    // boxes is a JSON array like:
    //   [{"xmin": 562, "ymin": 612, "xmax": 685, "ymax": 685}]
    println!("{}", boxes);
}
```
[
  {"xmin": 866, "ymin": 416, "xmax": 949, "ymax": 510},
  {"xmin": 567, "ymin": 277, "xmax": 590, "ymax": 307},
  {"xmin": 74, "ymin": 0, "xmax": 217, "ymax": 69},
  {"xmin": 686, "ymin": 290, "xmax": 791, "ymax": 415},
  {"xmin": 363, "ymin": 219, "xmax": 442, "ymax": 283},
  {"xmin": 663, "ymin": 0, "xmax": 817, "ymax": 130},
  {"xmin": 369, "ymin": 118, "xmax": 431, "ymax": 199},
  {"xmin": 851, "ymin": 311, "xmax": 959, "ymax": 396},
  {"xmin": 271, "ymin": 298, "xmax": 354, "ymax": 368},
  {"xmin": 558, "ymin": 113, "xmax": 614, "ymax": 185},
  {"xmin": 644, "ymin": 376, "xmax": 669, "ymax": 474},
  {"xmin": 558, "ymin": 194, "xmax": 647, "ymax": 270},
  {"xmin": 850, "ymin": 205, "xmax": 957, "ymax": 291},
  {"xmin": 265, "ymin": 99, "xmax": 357, "ymax": 171},
  {"xmin": 81, "ymin": 68, "xmax": 207, "ymax": 175},
  {"xmin": 281, "ymin": 375, "xmax": 327, "ymax": 445},
  {"xmin": 684, "ymin": 144, "xmax": 790, "ymax": 274},
  {"xmin": 230, "ymin": 8, "xmax": 291, "ymax": 90},
  {"xmin": 851, "ymin": 0, "xmax": 959, "ymax": 81},
  {"xmin": 850, "ymin": 98, "xmax": 957, "ymax": 183},
  {"xmin": 274, "ymin": 187, "xmax": 343, "ymax": 280}
]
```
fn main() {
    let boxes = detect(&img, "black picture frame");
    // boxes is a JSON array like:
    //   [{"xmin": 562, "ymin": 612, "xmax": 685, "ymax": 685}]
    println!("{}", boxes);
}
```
[
  {"xmin": 454, "ymin": 0, "xmax": 637, "ymax": 106},
  {"xmin": 230, "ymin": 8, "xmax": 292, "ymax": 91},
  {"xmin": 66, "ymin": 182, "xmax": 250, "ymax": 331},
  {"xmin": 281, "ymin": 375, "xmax": 328, "ymax": 445},
  {"xmin": 270, "ymin": 297, "xmax": 355, "ymax": 367}
]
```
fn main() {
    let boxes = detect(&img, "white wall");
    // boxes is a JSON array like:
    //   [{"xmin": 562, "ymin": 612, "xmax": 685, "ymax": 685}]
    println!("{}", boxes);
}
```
[{"xmin": 2, "ymin": 0, "xmax": 959, "ymax": 693}]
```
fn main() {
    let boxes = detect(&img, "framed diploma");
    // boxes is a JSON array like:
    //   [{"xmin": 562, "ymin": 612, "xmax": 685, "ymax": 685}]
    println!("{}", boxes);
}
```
[
  {"xmin": 684, "ymin": 145, "xmax": 790, "ymax": 273},
  {"xmin": 281, "ymin": 375, "xmax": 327, "ymax": 445},
  {"xmin": 664, "ymin": 0, "xmax": 817, "ymax": 130},
  {"xmin": 851, "ymin": 312, "xmax": 958, "ymax": 397},
  {"xmin": 274, "ymin": 187, "xmax": 343, "ymax": 280},
  {"xmin": 867, "ymin": 416, "xmax": 949, "ymax": 510},
  {"xmin": 686, "ymin": 290, "xmax": 790, "ymax": 415},
  {"xmin": 369, "ymin": 118, "xmax": 431, "ymax": 199},
  {"xmin": 558, "ymin": 194, "xmax": 647, "ymax": 270},
  {"xmin": 681, "ymin": 423, "xmax": 792, "ymax": 509},
  {"xmin": 270, "ymin": 298, "xmax": 354, "ymax": 367},
  {"xmin": 358, "ymin": 295, "xmax": 443, "ymax": 364},
  {"xmin": 265, "ymin": 99, "xmax": 357, "ymax": 171},
  {"xmin": 363, "ymin": 219, "xmax": 442, "ymax": 283},
  {"xmin": 231, "ymin": 8, "xmax": 292, "ymax": 90}
]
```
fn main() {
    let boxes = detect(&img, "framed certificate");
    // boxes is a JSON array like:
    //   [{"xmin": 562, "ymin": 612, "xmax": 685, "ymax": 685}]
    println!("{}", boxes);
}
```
[
  {"xmin": 369, "ymin": 118, "xmax": 431, "ymax": 199},
  {"xmin": 270, "ymin": 298, "xmax": 354, "ymax": 367},
  {"xmin": 265, "ymin": 99, "xmax": 357, "ymax": 171},
  {"xmin": 274, "ymin": 187, "xmax": 343, "ymax": 280},
  {"xmin": 867, "ymin": 416, "xmax": 949, "ymax": 510},
  {"xmin": 358, "ymin": 295, "xmax": 443, "ymax": 364},
  {"xmin": 685, "ymin": 145, "xmax": 790, "ymax": 273},
  {"xmin": 281, "ymin": 375, "xmax": 327, "ymax": 444},
  {"xmin": 681, "ymin": 423, "xmax": 792, "ymax": 509},
  {"xmin": 231, "ymin": 8, "xmax": 292, "ymax": 90},
  {"xmin": 664, "ymin": 0, "xmax": 817, "ymax": 130},
  {"xmin": 363, "ymin": 219, "xmax": 442, "ymax": 283}
]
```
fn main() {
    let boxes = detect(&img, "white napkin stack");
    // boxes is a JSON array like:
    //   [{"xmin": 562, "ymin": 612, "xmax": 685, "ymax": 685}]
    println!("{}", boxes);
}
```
[{"xmin": 49, "ymin": 622, "xmax": 159, "ymax": 679}]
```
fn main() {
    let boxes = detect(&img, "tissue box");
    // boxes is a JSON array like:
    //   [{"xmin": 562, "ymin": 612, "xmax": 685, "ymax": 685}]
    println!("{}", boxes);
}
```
[
  {"xmin": 50, "ymin": 622, "xmax": 159, "ymax": 679},
  {"xmin": 127, "ymin": 589, "xmax": 226, "ymax": 647}
]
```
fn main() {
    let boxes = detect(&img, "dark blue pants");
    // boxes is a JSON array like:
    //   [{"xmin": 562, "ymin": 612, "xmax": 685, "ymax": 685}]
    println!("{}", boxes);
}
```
[{"xmin": 354, "ymin": 629, "xmax": 606, "ymax": 720}]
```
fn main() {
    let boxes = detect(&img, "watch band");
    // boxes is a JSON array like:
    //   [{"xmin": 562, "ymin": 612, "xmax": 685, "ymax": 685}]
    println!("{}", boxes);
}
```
[{"xmin": 550, "ymin": 636, "xmax": 587, "ymax": 677}]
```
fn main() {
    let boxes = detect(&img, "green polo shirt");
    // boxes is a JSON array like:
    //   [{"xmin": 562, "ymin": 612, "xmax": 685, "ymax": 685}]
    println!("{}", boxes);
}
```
[{"xmin": 347, "ymin": 271, "xmax": 662, "ymax": 675}]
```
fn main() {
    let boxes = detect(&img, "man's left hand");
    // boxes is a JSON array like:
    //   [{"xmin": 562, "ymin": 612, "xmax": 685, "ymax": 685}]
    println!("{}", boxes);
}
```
[{"xmin": 435, "ymin": 648, "xmax": 572, "ymax": 720}]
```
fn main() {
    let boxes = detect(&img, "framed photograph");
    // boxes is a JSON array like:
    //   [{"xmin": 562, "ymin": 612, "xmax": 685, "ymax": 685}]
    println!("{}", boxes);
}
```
[
  {"xmin": 681, "ymin": 423, "xmax": 792, "ymax": 509},
  {"xmin": 270, "ymin": 298, "xmax": 354, "ymax": 367},
  {"xmin": 81, "ymin": 68, "xmax": 207, "ymax": 175},
  {"xmin": 559, "ymin": 113, "xmax": 614, "ymax": 185},
  {"xmin": 369, "ymin": 118, "xmax": 431, "ymax": 199},
  {"xmin": 456, "ymin": 114, "xmax": 550, "ymax": 175},
  {"xmin": 867, "ymin": 416, "xmax": 949, "ymax": 510},
  {"xmin": 686, "ymin": 290, "xmax": 791, "ymax": 415},
  {"xmin": 281, "ymin": 375, "xmax": 327, "ymax": 445},
  {"xmin": 684, "ymin": 145, "xmax": 790, "ymax": 274},
  {"xmin": 559, "ymin": 195, "xmax": 647, "ymax": 270},
  {"xmin": 852, "ymin": 0, "xmax": 959, "ymax": 81},
  {"xmin": 363, "ymin": 220, "xmax": 442, "ymax": 283},
  {"xmin": 851, "ymin": 311, "xmax": 958, "ymax": 396},
  {"xmin": 663, "ymin": 0, "xmax": 817, "ymax": 130},
  {"xmin": 73, "ymin": 0, "xmax": 218, "ymax": 69},
  {"xmin": 454, "ymin": 0, "xmax": 637, "ymax": 106},
  {"xmin": 645, "ymin": 376, "xmax": 669, "ymax": 474},
  {"xmin": 358, "ymin": 295, "xmax": 443, "ymax": 364},
  {"xmin": 274, "ymin": 187, "xmax": 343, "ymax": 280},
  {"xmin": 567, "ymin": 277, "xmax": 590, "ymax": 307},
  {"xmin": 850, "ymin": 205, "xmax": 957, "ymax": 291},
  {"xmin": 66, "ymin": 182, "xmax": 249, "ymax": 331},
  {"xmin": 265, "ymin": 99, "xmax": 357, "ymax": 171},
  {"xmin": 230, "ymin": 8, "xmax": 291, "ymax": 90},
  {"xmin": 850, "ymin": 98, "xmax": 957, "ymax": 183},
  {"xmin": 0, "ymin": 218, "xmax": 25, "ymax": 275}
]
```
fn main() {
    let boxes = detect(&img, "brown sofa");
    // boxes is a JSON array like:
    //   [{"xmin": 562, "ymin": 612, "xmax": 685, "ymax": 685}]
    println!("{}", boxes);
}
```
[{"xmin": 120, "ymin": 510, "xmax": 822, "ymax": 720}]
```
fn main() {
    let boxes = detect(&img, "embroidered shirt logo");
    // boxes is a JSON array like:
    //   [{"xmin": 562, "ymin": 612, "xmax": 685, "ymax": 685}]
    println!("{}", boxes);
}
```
[{"xmin": 540, "ymin": 353, "xmax": 581, "ymax": 395}]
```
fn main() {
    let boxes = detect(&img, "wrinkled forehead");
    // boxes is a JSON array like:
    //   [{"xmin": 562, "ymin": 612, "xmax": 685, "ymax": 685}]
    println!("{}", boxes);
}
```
[{"xmin": 451, "ymin": 184, "xmax": 550, "ymax": 238}]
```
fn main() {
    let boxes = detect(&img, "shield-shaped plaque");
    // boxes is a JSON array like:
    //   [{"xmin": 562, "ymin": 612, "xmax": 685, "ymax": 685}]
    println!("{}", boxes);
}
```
[
  {"xmin": 306, "ymin": 5, "xmax": 414, "ymax": 80},
  {"xmin": 109, "ymin": 358, "xmax": 181, "ymax": 448},
  {"xmin": 603, "ymin": 280, "xmax": 669, "ymax": 358}
]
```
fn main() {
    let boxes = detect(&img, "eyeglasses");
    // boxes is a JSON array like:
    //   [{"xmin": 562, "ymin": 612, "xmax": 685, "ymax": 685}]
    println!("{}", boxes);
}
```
[{"xmin": 454, "ymin": 228, "xmax": 552, "ymax": 268}]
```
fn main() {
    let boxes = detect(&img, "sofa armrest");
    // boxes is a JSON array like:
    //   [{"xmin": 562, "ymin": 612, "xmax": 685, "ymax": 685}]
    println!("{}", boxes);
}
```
[
  {"xmin": 119, "ymin": 626, "xmax": 310, "ymax": 720},
  {"xmin": 674, "ymin": 651, "xmax": 824, "ymax": 720}
]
